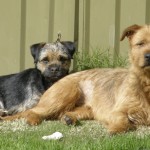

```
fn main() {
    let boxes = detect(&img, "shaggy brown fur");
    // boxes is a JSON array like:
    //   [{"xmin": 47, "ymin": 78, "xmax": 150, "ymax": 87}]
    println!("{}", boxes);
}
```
[{"xmin": 2, "ymin": 24, "xmax": 150, "ymax": 134}]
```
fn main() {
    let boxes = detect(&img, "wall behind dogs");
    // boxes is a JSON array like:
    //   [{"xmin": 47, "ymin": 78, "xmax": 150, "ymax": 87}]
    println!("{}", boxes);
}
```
[{"xmin": 0, "ymin": 0, "xmax": 149, "ymax": 75}]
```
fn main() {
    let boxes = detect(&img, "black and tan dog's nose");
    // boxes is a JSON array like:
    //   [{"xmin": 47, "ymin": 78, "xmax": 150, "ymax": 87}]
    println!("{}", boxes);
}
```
[
  {"xmin": 50, "ymin": 65, "xmax": 59, "ymax": 73},
  {"xmin": 51, "ymin": 67, "xmax": 59, "ymax": 72},
  {"xmin": 145, "ymin": 54, "xmax": 150, "ymax": 61}
]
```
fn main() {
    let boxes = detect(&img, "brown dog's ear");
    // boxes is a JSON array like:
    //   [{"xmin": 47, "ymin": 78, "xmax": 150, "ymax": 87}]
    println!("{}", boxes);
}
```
[
  {"xmin": 30, "ymin": 42, "xmax": 46, "ymax": 63},
  {"xmin": 120, "ymin": 24, "xmax": 142, "ymax": 41}
]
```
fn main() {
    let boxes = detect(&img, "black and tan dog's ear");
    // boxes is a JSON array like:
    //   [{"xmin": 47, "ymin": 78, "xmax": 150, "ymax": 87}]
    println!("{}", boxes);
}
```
[
  {"xmin": 120, "ymin": 24, "xmax": 142, "ymax": 41},
  {"xmin": 61, "ymin": 41, "xmax": 76, "ymax": 59},
  {"xmin": 30, "ymin": 42, "xmax": 46, "ymax": 63}
]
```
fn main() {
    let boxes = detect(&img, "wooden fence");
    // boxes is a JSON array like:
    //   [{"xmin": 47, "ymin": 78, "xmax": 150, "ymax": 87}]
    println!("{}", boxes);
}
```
[{"xmin": 0, "ymin": 0, "xmax": 149, "ymax": 75}]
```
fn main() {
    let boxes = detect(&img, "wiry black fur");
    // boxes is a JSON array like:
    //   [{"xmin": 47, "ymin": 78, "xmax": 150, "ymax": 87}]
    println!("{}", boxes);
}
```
[{"xmin": 0, "ymin": 69, "xmax": 44, "ymax": 115}]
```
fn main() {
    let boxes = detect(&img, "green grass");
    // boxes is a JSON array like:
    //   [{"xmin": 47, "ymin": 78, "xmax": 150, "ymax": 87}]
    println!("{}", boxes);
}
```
[
  {"xmin": 0, "ymin": 120, "xmax": 150, "ymax": 150},
  {"xmin": 74, "ymin": 49, "xmax": 127, "ymax": 71}
]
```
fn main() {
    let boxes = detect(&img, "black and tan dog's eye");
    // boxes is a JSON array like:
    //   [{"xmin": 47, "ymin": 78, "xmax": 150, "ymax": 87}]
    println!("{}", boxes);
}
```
[
  {"xmin": 59, "ymin": 56, "xmax": 68, "ymax": 62},
  {"xmin": 41, "ymin": 57, "xmax": 49, "ymax": 64}
]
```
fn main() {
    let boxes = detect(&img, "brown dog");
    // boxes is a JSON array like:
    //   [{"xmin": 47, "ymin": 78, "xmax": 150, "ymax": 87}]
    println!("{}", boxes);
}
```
[{"xmin": 2, "ymin": 24, "xmax": 150, "ymax": 134}]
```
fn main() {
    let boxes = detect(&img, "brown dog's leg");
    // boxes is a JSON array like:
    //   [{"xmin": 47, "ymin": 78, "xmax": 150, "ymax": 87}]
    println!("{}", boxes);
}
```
[
  {"xmin": 61, "ymin": 106, "xmax": 94, "ymax": 125},
  {"xmin": 106, "ymin": 111, "xmax": 136, "ymax": 134}
]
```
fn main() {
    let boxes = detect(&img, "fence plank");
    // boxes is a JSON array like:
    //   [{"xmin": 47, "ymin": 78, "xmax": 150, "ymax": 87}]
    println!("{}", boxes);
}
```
[
  {"xmin": 24, "ymin": 0, "xmax": 50, "ymax": 69},
  {"xmin": 0, "ymin": 0, "xmax": 21, "ymax": 75},
  {"xmin": 119, "ymin": 0, "xmax": 146, "ymax": 57},
  {"xmin": 88, "ymin": 0, "xmax": 116, "ymax": 53},
  {"xmin": 52, "ymin": 0, "xmax": 75, "ymax": 41}
]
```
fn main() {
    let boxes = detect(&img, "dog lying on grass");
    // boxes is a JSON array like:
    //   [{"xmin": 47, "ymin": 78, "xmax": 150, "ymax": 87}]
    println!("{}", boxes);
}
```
[
  {"xmin": 2, "ymin": 24, "xmax": 150, "ymax": 134},
  {"xmin": 0, "ymin": 39, "xmax": 75, "ymax": 116}
]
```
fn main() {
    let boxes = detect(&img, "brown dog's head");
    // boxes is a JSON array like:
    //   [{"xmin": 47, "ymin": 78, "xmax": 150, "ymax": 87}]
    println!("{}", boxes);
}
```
[
  {"xmin": 30, "ymin": 41, "xmax": 76, "ymax": 82},
  {"xmin": 121, "ymin": 24, "xmax": 150, "ymax": 70}
]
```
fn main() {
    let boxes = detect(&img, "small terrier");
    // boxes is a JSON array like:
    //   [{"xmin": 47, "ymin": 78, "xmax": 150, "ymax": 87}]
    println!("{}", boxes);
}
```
[
  {"xmin": 0, "ymin": 38, "xmax": 76, "ymax": 116},
  {"xmin": 3, "ymin": 24, "xmax": 150, "ymax": 134}
]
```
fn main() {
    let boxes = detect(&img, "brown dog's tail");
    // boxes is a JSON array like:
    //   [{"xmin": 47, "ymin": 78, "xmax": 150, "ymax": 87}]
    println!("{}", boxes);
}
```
[
  {"xmin": 0, "ymin": 111, "xmax": 26, "ymax": 121},
  {"xmin": 0, "ymin": 110, "xmax": 43, "ymax": 126}
]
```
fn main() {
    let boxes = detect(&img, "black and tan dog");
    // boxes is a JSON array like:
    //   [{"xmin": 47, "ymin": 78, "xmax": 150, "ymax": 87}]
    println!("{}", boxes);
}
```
[{"xmin": 0, "ymin": 40, "xmax": 75, "ymax": 116}]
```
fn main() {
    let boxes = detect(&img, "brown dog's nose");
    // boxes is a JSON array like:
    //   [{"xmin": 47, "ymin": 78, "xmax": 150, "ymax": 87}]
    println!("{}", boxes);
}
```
[{"xmin": 145, "ymin": 54, "xmax": 150, "ymax": 60}]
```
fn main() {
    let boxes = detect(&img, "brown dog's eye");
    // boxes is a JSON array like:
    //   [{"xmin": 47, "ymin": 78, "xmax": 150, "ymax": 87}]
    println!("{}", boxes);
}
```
[
  {"xmin": 41, "ymin": 57, "xmax": 49, "ymax": 64},
  {"xmin": 136, "ymin": 41, "xmax": 145, "ymax": 47}
]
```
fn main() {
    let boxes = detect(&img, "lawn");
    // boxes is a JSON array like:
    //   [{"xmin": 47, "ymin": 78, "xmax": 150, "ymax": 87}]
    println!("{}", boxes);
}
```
[{"xmin": 0, "ymin": 119, "xmax": 150, "ymax": 150}]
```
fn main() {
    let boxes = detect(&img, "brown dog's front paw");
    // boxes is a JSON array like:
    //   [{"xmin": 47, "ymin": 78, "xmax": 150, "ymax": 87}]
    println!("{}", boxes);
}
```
[
  {"xmin": 63, "ymin": 115, "xmax": 74, "ymax": 125},
  {"xmin": 61, "ymin": 114, "xmax": 78, "ymax": 125},
  {"xmin": 107, "ymin": 123, "xmax": 130, "ymax": 135},
  {"xmin": 26, "ymin": 112, "xmax": 42, "ymax": 126}
]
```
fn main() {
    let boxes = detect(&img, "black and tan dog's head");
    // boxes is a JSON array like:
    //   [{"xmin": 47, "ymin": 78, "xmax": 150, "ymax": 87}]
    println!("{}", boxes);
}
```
[{"xmin": 30, "ymin": 41, "xmax": 76, "ymax": 82}]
